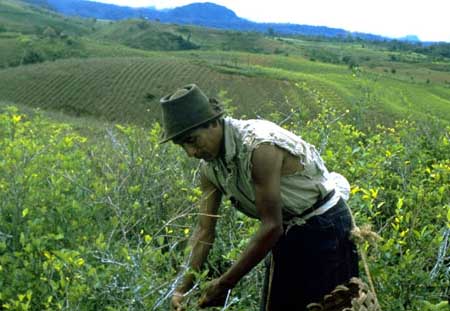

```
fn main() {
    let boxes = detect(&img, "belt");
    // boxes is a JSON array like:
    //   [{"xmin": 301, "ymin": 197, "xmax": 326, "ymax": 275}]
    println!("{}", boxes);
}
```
[
  {"xmin": 284, "ymin": 189, "xmax": 336, "ymax": 233},
  {"xmin": 293, "ymin": 189, "xmax": 336, "ymax": 220}
]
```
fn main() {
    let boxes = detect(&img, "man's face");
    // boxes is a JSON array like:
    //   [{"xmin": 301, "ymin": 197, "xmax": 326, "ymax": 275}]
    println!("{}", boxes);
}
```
[{"xmin": 174, "ymin": 122, "xmax": 222, "ymax": 161}]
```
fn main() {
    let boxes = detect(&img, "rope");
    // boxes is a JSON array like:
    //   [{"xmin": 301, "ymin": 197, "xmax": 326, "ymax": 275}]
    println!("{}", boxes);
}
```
[
  {"xmin": 306, "ymin": 212, "xmax": 383, "ymax": 311},
  {"xmin": 349, "ymin": 209, "xmax": 382, "ymax": 310}
]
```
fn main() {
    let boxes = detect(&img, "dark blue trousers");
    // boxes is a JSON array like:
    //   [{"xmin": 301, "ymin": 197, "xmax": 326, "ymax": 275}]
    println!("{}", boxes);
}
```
[{"xmin": 266, "ymin": 198, "xmax": 359, "ymax": 311}]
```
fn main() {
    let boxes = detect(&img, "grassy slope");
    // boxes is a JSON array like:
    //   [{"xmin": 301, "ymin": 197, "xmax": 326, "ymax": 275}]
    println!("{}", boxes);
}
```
[
  {"xmin": 0, "ymin": 0, "xmax": 449, "ymax": 127},
  {"xmin": 90, "ymin": 19, "xmax": 292, "ymax": 55},
  {"xmin": 0, "ymin": 1, "xmax": 160, "ymax": 68},
  {"xmin": 0, "ymin": 33, "xmax": 24, "ymax": 66},
  {"xmin": 0, "ymin": 2, "xmax": 293, "ymax": 69},
  {"xmin": 191, "ymin": 51, "xmax": 450, "ymax": 123},
  {"xmin": 0, "ymin": 55, "xmax": 306, "ymax": 126},
  {"xmin": 0, "ymin": 0, "xmax": 92, "ymax": 35},
  {"xmin": 0, "ymin": 31, "xmax": 163, "ymax": 68},
  {"xmin": 91, "ymin": 20, "xmax": 198, "ymax": 51},
  {"xmin": 1, "ymin": 50, "xmax": 449, "ymax": 128}
]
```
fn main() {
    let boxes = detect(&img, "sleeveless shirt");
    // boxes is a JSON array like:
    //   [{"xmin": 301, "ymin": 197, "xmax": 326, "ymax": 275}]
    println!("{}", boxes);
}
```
[{"xmin": 201, "ymin": 117, "xmax": 338, "ymax": 222}]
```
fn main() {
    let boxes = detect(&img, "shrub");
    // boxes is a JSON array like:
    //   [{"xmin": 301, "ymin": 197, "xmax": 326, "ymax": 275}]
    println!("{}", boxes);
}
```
[
  {"xmin": 22, "ymin": 49, "xmax": 44, "ymax": 65},
  {"xmin": 0, "ymin": 103, "xmax": 449, "ymax": 310}
]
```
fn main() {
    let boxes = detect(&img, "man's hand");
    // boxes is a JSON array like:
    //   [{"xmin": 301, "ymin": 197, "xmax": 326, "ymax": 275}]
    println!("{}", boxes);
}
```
[
  {"xmin": 171, "ymin": 171, "xmax": 222, "ymax": 310},
  {"xmin": 171, "ymin": 291, "xmax": 186, "ymax": 311},
  {"xmin": 198, "ymin": 278, "xmax": 229, "ymax": 308}
]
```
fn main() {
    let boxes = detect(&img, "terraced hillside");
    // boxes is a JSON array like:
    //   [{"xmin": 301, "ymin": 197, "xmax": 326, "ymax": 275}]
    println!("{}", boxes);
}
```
[
  {"xmin": 0, "ymin": 56, "xmax": 306, "ymax": 126},
  {"xmin": 192, "ymin": 51, "xmax": 450, "ymax": 124},
  {"xmin": 1, "ymin": 50, "xmax": 450, "ymax": 127},
  {"xmin": 1, "ymin": 0, "xmax": 449, "ymax": 128}
]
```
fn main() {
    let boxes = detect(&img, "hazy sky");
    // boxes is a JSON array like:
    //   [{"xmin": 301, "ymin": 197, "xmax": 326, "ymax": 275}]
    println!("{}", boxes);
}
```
[{"xmin": 91, "ymin": 0, "xmax": 450, "ymax": 42}]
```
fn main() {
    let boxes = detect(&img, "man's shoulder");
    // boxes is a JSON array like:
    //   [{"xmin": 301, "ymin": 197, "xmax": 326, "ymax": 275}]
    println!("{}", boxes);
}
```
[
  {"xmin": 227, "ymin": 117, "xmax": 300, "ymax": 147},
  {"xmin": 226, "ymin": 117, "xmax": 277, "ymax": 129},
  {"xmin": 226, "ymin": 117, "xmax": 281, "ymax": 139}
]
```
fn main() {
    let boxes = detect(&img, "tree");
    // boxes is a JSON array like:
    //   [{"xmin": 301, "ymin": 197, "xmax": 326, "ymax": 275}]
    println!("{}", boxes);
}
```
[{"xmin": 22, "ymin": 49, "xmax": 44, "ymax": 65}]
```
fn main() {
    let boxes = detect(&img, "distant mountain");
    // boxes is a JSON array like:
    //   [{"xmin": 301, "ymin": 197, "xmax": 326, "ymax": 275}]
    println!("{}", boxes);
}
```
[
  {"xmin": 167, "ymin": 3, "xmax": 239, "ymax": 23},
  {"xmin": 24, "ymin": 0, "xmax": 158, "ymax": 20},
  {"xmin": 24, "ymin": 0, "xmax": 393, "ymax": 41},
  {"xmin": 399, "ymin": 35, "xmax": 421, "ymax": 43}
]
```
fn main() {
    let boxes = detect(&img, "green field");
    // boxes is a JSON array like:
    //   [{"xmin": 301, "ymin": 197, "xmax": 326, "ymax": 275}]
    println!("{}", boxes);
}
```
[
  {"xmin": 0, "ymin": 55, "xmax": 309, "ymax": 126},
  {"xmin": 1, "ymin": 1, "xmax": 450, "ymax": 310},
  {"xmin": 1, "ymin": 0, "xmax": 449, "ymax": 127},
  {"xmin": 0, "ymin": 0, "xmax": 93, "ymax": 35},
  {"xmin": 1, "ymin": 50, "xmax": 449, "ymax": 127}
]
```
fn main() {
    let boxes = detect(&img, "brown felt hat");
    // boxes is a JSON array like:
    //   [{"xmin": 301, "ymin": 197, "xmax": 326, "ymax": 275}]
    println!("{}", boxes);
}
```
[{"xmin": 159, "ymin": 84, "xmax": 224, "ymax": 143}]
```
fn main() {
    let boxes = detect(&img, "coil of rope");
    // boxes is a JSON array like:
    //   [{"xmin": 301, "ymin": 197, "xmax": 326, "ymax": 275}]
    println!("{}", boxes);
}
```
[{"xmin": 306, "ymin": 210, "xmax": 383, "ymax": 311}]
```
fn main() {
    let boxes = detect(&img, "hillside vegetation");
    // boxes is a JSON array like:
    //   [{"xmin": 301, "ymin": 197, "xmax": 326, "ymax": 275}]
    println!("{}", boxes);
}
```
[
  {"xmin": 1, "ymin": 1, "xmax": 449, "ymax": 125},
  {"xmin": 1, "ymin": 50, "xmax": 449, "ymax": 126},
  {"xmin": 0, "ymin": 104, "xmax": 449, "ymax": 310},
  {"xmin": 0, "ymin": 0, "xmax": 92, "ymax": 35},
  {"xmin": 0, "ymin": 55, "xmax": 306, "ymax": 125},
  {"xmin": 1, "ymin": 1, "xmax": 450, "ymax": 310}
]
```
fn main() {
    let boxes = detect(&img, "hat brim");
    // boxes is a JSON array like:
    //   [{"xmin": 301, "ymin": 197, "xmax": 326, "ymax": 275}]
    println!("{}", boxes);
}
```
[{"xmin": 159, "ymin": 111, "xmax": 224, "ymax": 144}]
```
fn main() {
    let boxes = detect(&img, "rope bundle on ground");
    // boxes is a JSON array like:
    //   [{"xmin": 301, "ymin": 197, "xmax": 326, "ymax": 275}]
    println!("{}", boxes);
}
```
[
  {"xmin": 306, "ymin": 277, "xmax": 381, "ymax": 311},
  {"xmin": 305, "ymin": 221, "xmax": 383, "ymax": 311}
]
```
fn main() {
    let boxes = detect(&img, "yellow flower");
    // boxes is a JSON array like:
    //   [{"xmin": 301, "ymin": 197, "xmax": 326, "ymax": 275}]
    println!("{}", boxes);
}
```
[
  {"xmin": 144, "ymin": 235, "xmax": 152, "ymax": 243},
  {"xmin": 75, "ymin": 258, "xmax": 85, "ymax": 267},
  {"xmin": 12, "ymin": 115, "xmax": 22, "ymax": 123},
  {"xmin": 399, "ymin": 229, "xmax": 409, "ymax": 238},
  {"xmin": 43, "ymin": 251, "xmax": 52, "ymax": 259}
]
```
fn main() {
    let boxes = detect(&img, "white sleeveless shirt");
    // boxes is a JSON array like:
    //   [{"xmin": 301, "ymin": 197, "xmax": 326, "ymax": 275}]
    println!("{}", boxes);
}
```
[{"xmin": 202, "ymin": 117, "xmax": 348, "ymax": 223}]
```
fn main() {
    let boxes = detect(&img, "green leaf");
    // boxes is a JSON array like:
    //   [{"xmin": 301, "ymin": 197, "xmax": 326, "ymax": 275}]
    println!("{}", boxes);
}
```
[
  {"xmin": 396, "ymin": 197, "xmax": 404, "ymax": 210},
  {"xmin": 22, "ymin": 208, "xmax": 29, "ymax": 217}
]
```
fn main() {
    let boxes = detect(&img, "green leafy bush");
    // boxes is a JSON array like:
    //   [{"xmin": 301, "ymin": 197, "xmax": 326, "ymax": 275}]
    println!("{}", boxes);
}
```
[{"xmin": 0, "ymin": 103, "xmax": 449, "ymax": 310}]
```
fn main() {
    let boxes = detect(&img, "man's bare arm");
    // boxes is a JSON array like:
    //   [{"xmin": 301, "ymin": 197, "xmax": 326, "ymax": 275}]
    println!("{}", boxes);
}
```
[
  {"xmin": 175, "ymin": 171, "xmax": 222, "ymax": 293},
  {"xmin": 218, "ymin": 143, "xmax": 284, "ymax": 288}
]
